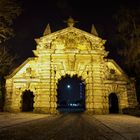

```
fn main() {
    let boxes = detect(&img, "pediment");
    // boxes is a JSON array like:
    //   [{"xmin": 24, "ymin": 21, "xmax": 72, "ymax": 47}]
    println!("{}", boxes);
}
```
[
  {"xmin": 5, "ymin": 58, "xmax": 37, "ymax": 79},
  {"xmin": 105, "ymin": 59, "xmax": 128, "ymax": 81},
  {"xmin": 107, "ymin": 59, "xmax": 124, "ymax": 75},
  {"xmin": 35, "ymin": 27, "xmax": 106, "ymax": 51}
]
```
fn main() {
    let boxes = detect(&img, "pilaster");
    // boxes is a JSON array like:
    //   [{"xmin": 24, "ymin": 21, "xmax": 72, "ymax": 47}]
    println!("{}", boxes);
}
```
[
  {"xmin": 34, "ymin": 55, "xmax": 52, "ymax": 113},
  {"xmin": 92, "ymin": 61, "xmax": 104, "ymax": 114},
  {"xmin": 85, "ymin": 66, "xmax": 94, "ymax": 114}
]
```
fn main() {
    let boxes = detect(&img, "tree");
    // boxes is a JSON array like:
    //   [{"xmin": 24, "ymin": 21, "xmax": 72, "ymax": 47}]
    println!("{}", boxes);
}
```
[
  {"xmin": 0, "ymin": 0, "xmax": 21, "ymax": 75},
  {"xmin": 114, "ymin": 6, "xmax": 140, "ymax": 76},
  {"xmin": 114, "ymin": 6, "xmax": 140, "ymax": 102},
  {"xmin": 0, "ymin": 46, "xmax": 18, "ymax": 75},
  {"xmin": 0, "ymin": 0, "xmax": 21, "ymax": 110},
  {"xmin": 0, "ymin": 0, "xmax": 21, "ymax": 43}
]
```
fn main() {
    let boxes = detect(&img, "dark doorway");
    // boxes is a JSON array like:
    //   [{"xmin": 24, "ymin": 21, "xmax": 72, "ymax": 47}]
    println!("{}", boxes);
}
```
[
  {"xmin": 109, "ymin": 93, "xmax": 119, "ymax": 113},
  {"xmin": 22, "ymin": 90, "xmax": 34, "ymax": 112},
  {"xmin": 57, "ymin": 74, "xmax": 85, "ymax": 113}
]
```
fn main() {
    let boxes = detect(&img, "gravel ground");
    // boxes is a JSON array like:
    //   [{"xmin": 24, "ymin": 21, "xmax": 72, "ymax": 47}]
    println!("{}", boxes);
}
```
[{"xmin": 0, "ymin": 113, "xmax": 140, "ymax": 140}]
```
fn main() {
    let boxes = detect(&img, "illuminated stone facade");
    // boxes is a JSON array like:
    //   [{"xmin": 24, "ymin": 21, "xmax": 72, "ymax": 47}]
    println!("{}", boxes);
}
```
[{"xmin": 4, "ymin": 19, "xmax": 137, "ymax": 114}]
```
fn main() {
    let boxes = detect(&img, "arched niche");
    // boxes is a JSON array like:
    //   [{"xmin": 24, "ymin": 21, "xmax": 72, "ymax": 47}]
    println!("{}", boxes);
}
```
[
  {"xmin": 109, "ymin": 93, "xmax": 119, "ymax": 113},
  {"xmin": 21, "ymin": 90, "xmax": 35, "ymax": 112}
]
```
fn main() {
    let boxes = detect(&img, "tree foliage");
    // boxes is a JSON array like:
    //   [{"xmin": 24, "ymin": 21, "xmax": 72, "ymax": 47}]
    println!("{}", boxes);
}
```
[
  {"xmin": 0, "ymin": 46, "xmax": 18, "ymax": 75},
  {"xmin": 0, "ymin": 0, "xmax": 21, "ymax": 43},
  {"xmin": 115, "ymin": 6, "xmax": 140, "ymax": 77},
  {"xmin": 115, "ymin": 6, "xmax": 140, "ymax": 102},
  {"xmin": 0, "ymin": 0, "xmax": 21, "ymax": 75}
]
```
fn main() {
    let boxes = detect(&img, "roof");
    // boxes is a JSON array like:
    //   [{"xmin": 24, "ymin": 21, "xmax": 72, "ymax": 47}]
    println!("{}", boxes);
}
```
[{"xmin": 35, "ymin": 26, "xmax": 106, "ymax": 46}]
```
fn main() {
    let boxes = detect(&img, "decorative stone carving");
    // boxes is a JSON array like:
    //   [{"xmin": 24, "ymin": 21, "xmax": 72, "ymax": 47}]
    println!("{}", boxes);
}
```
[{"xmin": 51, "ymin": 32, "xmax": 92, "ymax": 51}]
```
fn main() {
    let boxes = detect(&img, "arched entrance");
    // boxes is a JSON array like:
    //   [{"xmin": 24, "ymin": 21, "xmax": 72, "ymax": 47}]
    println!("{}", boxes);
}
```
[
  {"xmin": 109, "ymin": 93, "xmax": 119, "ymax": 113},
  {"xmin": 22, "ymin": 90, "xmax": 34, "ymax": 112},
  {"xmin": 57, "ymin": 74, "xmax": 85, "ymax": 112}
]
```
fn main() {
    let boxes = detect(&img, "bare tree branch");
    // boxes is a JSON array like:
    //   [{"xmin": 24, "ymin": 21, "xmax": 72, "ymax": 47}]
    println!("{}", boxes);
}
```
[
  {"xmin": 0, "ymin": 0, "xmax": 21, "ymax": 75},
  {"xmin": 115, "ymin": 6, "xmax": 140, "ymax": 76},
  {"xmin": 0, "ymin": 0, "xmax": 21, "ymax": 43}
]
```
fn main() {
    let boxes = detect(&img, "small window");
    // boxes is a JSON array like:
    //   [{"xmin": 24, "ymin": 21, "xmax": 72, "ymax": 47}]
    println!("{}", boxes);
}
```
[{"xmin": 110, "ymin": 69, "xmax": 115, "ymax": 74}]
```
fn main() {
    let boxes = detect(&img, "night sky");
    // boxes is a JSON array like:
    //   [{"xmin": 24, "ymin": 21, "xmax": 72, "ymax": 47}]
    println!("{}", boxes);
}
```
[
  {"xmin": 57, "ymin": 75, "xmax": 85, "ymax": 106},
  {"xmin": 10, "ymin": 0, "xmax": 140, "ymax": 65}
]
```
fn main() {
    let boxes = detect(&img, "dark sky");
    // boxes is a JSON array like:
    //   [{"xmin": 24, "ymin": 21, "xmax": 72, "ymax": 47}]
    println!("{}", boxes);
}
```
[
  {"xmin": 57, "ymin": 75, "xmax": 85, "ymax": 103},
  {"xmin": 10, "ymin": 0, "xmax": 140, "ymax": 66}
]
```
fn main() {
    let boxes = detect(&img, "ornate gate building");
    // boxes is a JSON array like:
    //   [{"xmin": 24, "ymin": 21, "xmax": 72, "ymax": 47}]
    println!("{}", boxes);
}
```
[{"xmin": 4, "ymin": 18, "xmax": 137, "ymax": 114}]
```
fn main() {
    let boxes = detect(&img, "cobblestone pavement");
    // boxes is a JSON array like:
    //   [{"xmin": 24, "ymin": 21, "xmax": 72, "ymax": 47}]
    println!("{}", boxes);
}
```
[{"xmin": 0, "ymin": 113, "xmax": 140, "ymax": 140}]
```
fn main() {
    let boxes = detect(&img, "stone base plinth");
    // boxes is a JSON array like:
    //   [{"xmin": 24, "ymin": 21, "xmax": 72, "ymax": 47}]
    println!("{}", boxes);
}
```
[
  {"xmin": 34, "ymin": 107, "xmax": 58, "ymax": 114},
  {"xmin": 85, "ymin": 108, "xmax": 104, "ymax": 115}
]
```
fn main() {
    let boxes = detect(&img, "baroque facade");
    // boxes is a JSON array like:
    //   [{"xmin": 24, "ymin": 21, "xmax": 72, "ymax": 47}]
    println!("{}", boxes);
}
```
[{"xmin": 4, "ymin": 18, "xmax": 137, "ymax": 114}]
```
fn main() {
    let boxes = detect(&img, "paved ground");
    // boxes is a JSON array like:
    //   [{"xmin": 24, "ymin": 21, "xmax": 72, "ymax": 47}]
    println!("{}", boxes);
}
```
[{"xmin": 0, "ymin": 112, "xmax": 140, "ymax": 140}]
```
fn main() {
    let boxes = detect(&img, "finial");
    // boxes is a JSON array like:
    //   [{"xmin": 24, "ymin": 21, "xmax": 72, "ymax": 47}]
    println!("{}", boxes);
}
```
[
  {"xmin": 43, "ymin": 23, "xmax": 51, "ymax": 36},
  {"xmin": 64, "ymin": 16, "xmax": 78, "ymax": 27},
  {"xmin": 91, "ymin": 24, "xmax": 98, "ymax": 36}
]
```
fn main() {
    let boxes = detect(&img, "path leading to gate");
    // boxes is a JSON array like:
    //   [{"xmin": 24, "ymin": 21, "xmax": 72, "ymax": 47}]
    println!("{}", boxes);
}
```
[{"xmin": 0, "ymin": 113, "xmax": 140, "ymax": 140}]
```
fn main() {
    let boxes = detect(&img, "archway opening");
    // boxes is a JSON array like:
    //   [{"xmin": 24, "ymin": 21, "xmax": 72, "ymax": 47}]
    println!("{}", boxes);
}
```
[
  {"xmin": 22, "ymin": 90, "xmax": 34, "ymax": 112},
  {"xmin": 109, "ymin": 93, "xmax": 119, "ymax": 113},
  {"xmin": 57, "ymin": 74, "xmax": 85, "ymax": 113}
]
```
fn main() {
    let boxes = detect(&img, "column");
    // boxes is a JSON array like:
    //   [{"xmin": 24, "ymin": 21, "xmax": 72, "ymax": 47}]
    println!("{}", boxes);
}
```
[
  {"xmin": 92, "ymin": 62, "xmax": 104, "ymax": 114},
  {"xmin": 85, "ymin": 66, "xmax": 94, "ymax": 114},
  {"xmin": 34, "ymin": 55, "xmax": 51, "ymax": 113},
  {"xmin": 49, "ymin": 67, "xmax": 58, "ymax": 114}
]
